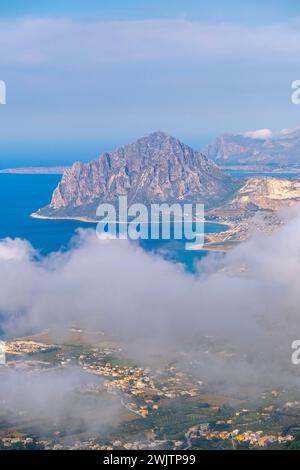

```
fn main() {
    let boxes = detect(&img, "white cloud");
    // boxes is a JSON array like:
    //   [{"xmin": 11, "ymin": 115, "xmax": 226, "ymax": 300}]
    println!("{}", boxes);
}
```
[
  {"xmin": 0, "ymin": 237, "xmax": 34, "ymax": 261},
  {"xmin": 244, "ymin": 128, "xmax": 273, "ymax": 140},
  {"xmin": 279, "ymin": 126, "xmax": 300, "ymax": 136}
]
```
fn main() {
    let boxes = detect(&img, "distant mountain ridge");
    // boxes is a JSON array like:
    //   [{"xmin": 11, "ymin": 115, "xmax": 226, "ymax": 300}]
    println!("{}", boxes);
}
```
[
  {"xmin": 203, "ymin": 128, "xmax": 300, "ymax": 166},
  {"xmin": 0, "ymin": 167, "xmax": 68, "ymax": 174},
  {"xmin": 35, "ymin": 131, "xmax": 240, "ymax": 220}
]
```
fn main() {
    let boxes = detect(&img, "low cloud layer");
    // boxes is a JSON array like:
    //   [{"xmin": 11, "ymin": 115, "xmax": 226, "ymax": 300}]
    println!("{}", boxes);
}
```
[
  {"xmin": 0, "ymin": 367, "xmax": 120, "ymax": 434},
  {"xmin": 1, "ymin": 206, "xmax": 300, "ymax": 390}
]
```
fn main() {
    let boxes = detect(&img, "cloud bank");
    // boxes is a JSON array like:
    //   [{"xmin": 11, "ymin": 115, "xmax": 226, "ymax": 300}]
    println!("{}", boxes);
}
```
[
  {"xmin": 1, "ymin": 206, "xmax": 300, "ymax": 388},
  {"xmin": 1, "ymin": 206, "xmax": 300, "ymax": 429}
]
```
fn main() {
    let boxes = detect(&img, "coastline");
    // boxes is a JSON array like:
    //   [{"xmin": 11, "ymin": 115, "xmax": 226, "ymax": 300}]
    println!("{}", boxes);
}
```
[
  {"xmin": 31, "ymin": 211, "xmax": 231, "ymax": 228},
  {"xmin": 30, "ymin": 212, "xmax": 98, "ymax": 224},
  {"xmin": 0, "ymin": 167, "xmax": 68, "ymax": 175},
  {"xmin": 31, "ymin": 211, "xmax": 234, "ymax": 253}
]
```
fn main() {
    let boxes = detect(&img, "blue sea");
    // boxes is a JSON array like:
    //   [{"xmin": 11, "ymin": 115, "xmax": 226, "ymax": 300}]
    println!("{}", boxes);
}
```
[
  {"xmin": 0, "ymin": 174, "xmax": 228, "ymax": 270},
  {"xmin": 0, "ymin": 174, "xmax": 95, "ymax": 253}
]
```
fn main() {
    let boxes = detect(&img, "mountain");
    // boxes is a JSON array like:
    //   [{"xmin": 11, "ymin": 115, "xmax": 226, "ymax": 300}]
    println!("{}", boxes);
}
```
[
  {"xmin": 35, "ymin": 131, "xmax": 240, "ymax": 220},
  {"xmin": 203, "ymin": 128, "xmax": 300, "ymax": 166}
]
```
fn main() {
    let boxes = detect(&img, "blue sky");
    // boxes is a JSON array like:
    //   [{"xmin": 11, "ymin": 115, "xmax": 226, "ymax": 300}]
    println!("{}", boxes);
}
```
[
  {"xmin": 0, "ymin": 1, "xmax": 300, "ymax": 165},
  {"xmin": 0, "ymin": 0, "xmax": 298, "ymax": 24}
]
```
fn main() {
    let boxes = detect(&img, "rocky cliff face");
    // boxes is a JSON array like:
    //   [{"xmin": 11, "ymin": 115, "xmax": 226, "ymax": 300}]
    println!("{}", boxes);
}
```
[
  {"xmin": 205, "ymin": 176, "xmax": 300, "ymax": 250},
  {"xmin": 225, "ymin": 176, "xmax": 300, "ymax": 212},
  {"xmin": 204, "ymin": 128, "xmax": 300, "ymax": 166},
  {"xmin": 39, "ymin": 132, "xmax": 240, "ymax": 219}
]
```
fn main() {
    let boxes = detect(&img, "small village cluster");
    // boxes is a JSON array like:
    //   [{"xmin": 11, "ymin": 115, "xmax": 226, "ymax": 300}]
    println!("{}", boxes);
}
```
[
  {"xmin": 0, "ymin": 436, "xmax": 35, "ymax": 449},
  {"xmin": 195, "ymin": 428, "xmax": 294, "ymax": 447},
  {"xmin": 6, "ymin": 340, "xmax": 58, "ymax": 355},
  {"xmin": 80, "ymin": 352, "xmax": 203, "ymax": 417},
  {"xmin": 1, "ymin": 339, "xmax": 300, "ymax": 450}
]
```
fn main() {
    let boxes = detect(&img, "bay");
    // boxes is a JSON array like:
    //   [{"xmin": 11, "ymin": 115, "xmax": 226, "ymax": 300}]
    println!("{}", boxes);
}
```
[{"xmin": 0, "ymin": 174, "xmax": 227, "ymax": 270}]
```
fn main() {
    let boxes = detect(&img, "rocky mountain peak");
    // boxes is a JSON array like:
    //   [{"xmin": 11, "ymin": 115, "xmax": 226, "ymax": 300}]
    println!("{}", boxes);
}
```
[{"xmin": 37, "ymin": 132, "xmax": 241, "ymax": 220}]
